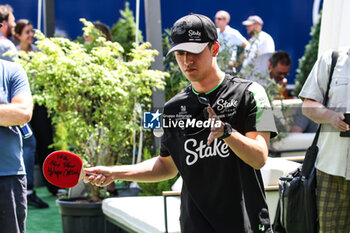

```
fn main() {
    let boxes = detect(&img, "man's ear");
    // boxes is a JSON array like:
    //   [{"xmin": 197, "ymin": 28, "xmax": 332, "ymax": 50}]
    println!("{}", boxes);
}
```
[
  {"xmin": 212, "ymin": 42, "xmax": 220, "ymax": 57},
  {"xmin": 267, "ymin": 61, "xmax": 272, "ymax": 70}
]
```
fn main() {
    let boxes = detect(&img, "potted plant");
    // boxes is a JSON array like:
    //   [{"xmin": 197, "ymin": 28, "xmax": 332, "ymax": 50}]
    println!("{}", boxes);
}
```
[{"xmin": 17, "ymin": 19, "xmax": 167, "ymax": 233}]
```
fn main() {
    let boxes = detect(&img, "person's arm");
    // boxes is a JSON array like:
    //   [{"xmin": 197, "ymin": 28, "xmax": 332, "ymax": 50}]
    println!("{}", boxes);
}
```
[
  {"xmin": 240, "ymin": 41, "xmax": 248, "ymax": 48},
  {"xmin": 84, "ymin": 155, "xmax": 178, "ymax": 186},
  {"xmin": 206, "ymin": 107, "xmax": 270, "ymax": 169},
  {"xmin": 302, "ymin": 98, "xmax": 349, "ymax": 132},
  {"xmin": 0, "ymin": 92, "xmax": 33, "ymax": 126},
  {"xmin": 232, "ymin": 41, "xmax": 249, "ymax": 68},
  {"xmin": 233, "ymin": 47, "xmax": 247, "ymax": 68},
  {"xmin": 289, "ymin": 125, "xmax": 303, "ymax": 133},
  {"xmin": 289, "ymin": 107, "xmax": 314, "ymax": 133}
]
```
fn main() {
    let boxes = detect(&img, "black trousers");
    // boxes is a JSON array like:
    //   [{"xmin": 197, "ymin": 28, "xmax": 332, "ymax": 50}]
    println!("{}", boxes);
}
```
[
  {"xmin": 30, "ymin": 104, "xmax": 59, "ymax": 195},
  {"xmin": 0, "ymin": 175, "xmax": 27, "ymax": 233}
]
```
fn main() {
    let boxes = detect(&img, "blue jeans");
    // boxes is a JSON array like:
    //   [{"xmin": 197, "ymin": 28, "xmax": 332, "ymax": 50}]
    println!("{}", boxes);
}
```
[{"xmin": 23, "ymin": 124, "xmax": 37, "ymax": 190}]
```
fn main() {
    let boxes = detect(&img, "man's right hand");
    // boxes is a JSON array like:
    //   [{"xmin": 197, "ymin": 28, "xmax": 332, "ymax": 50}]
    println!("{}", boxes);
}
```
[
  {"xmin": 330, "ymin": 112, "xmax": 349, "ymax": 132},
  {"xmin": 303, "ymin": 99, "xmax": 350, "ymax": 132},
  {"xmin": 84, "ymin": 166, "xmax": 115, "ymax": 187}
]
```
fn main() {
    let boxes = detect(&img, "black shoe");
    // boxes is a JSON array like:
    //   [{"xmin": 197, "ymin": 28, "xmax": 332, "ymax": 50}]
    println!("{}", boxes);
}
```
[
  {"xmin": 46, "ymin": 183, "xmax": 59, "ymax": 196},
  {"xmin": 27, "ymin": 191, "xmax": 49, "ymax": 208}
]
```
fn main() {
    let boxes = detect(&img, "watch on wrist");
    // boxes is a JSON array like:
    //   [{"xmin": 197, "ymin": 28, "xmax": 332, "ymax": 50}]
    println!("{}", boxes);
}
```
[{"xmin": 218, "ymin": 122, "xmax": 233, "ymax": 139}]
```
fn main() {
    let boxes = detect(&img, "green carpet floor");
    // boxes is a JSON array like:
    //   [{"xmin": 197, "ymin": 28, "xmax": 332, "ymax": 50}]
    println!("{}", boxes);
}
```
[{"xmin": 26, "ymin": 187, "xmax": 63, "ymax": 233}]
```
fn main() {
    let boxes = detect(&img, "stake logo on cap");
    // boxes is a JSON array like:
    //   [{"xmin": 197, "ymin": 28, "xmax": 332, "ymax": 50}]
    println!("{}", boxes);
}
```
[{"xmin": 167, "ymin": 13, "xmax": 217, "ymax": 55}]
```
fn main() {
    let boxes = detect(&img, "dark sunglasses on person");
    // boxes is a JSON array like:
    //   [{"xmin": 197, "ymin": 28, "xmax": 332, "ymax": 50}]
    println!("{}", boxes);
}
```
[
  {"xmin": 214, "ymin": 17, "xmax": 225, "ymax": 21},
  {"xmin": 197, "ymin": 94, "xmax": 210, "ymax": 119},
  {"xmin": 276, "ymin": 71, "xmax": 289, "ymax": 77},
  {"xmin": 182, "ymin": 94, "xmax": 210, "ymax": 137}
]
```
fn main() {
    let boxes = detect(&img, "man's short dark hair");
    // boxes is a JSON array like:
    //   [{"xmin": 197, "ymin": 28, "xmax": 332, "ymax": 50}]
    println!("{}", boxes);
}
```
[
  {"xmin": 0, "ymin": 4, "xmax": 13, "ymax": 22},
  {"xmin": 269, "ymin": 51, "xmax": 291, "ymax": 67},
  {"xmin": 93, "ymin": 22, "xmax": 112, "ymax": 41},
  {"xmin": 208, "ymin": 41, "xmax": 217, "ymax": 49}
]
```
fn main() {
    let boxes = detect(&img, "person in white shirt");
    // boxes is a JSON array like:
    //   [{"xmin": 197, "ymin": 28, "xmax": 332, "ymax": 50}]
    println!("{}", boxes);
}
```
[
  {"xmin": 241, "ymin": 15, "xmax": 275, "ymax": 69},
  {"xmin": 299, "ymin": 47, "xmax": 350, "ymax": 233},
  {"xmin": 214, "ymin": 10, "xmax": 248, "ymax": 69}
]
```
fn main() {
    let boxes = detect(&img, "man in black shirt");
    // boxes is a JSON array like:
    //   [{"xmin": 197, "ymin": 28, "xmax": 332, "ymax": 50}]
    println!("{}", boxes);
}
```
[{"xmin": 85, "ymin": 13, "xmax": 277, "ymax": 233}]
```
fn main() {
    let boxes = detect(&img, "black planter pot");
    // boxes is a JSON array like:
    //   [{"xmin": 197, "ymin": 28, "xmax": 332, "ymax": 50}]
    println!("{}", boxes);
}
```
[{"xmin": 56, "ymin": 198, "xmax": 105, "ymax": 233}]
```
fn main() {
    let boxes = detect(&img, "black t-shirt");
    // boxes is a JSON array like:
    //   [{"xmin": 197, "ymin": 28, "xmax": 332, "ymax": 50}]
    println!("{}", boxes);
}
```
[{"xmin": 160, "ymin": 75, "xmax": 277, "ymax": 233}]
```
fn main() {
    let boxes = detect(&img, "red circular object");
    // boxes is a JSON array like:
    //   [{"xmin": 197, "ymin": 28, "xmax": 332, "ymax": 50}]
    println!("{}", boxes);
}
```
[{"xmin": 43, "ymin": 151, "xmax": 83, "ymax": 188}]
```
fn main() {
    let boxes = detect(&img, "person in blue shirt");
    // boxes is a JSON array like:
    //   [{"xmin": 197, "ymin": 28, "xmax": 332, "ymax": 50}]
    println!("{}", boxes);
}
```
[
  {"xmin": 0, "ymin": 4, "xmax": 17, "ymax": 61},
  {"xmin": 215, "ymin": 10, "xmax": 248, "ymax": 71},
  {"xmin": 0, "ymin": 6, "xmax": 49, "ymax": 208},
  {"xmin": 0, "ymin": 56, "xmax": 33, "ymax": 232}
]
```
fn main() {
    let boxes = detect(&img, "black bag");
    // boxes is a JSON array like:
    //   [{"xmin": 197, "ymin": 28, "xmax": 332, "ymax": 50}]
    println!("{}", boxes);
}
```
[
  {"xmin": 272, "ymin": 51, "xmax": 339, "ymax": 233},
  {"xmin": 273, "ymin": 145, "xmax": 318, "ymax": 233}
]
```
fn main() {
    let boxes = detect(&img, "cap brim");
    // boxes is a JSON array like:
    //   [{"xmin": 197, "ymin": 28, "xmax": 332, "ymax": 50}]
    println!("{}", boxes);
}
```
[
  {"xmin": 167, "ymin": 42, "xmax": 209, "ymax": 56},
  {"xmin": 242, "ymin": 20, "xmax": 254, "ymax": 26}
]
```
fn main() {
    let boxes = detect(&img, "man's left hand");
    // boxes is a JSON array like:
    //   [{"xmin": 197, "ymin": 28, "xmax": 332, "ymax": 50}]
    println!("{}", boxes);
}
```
[{"xmin": 207, "ymin": 106, "xmax": 225, "ymax": 145}]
